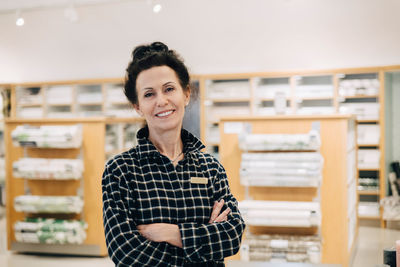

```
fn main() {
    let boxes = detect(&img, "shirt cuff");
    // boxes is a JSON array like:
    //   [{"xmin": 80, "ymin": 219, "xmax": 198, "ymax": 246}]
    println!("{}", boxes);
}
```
[{"xmin": 178, "ymin": 222, "xmax": 210, "ymax": 261}]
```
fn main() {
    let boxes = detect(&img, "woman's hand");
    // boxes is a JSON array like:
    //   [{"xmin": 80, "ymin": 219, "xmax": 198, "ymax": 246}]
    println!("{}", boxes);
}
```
[
  {"xmin": 137, "ymin": 223, "xmax": 183, "ymax": 248},
  {"xmin": 208, "ymin": 199, "xmax": 231, "ymax": 224}
]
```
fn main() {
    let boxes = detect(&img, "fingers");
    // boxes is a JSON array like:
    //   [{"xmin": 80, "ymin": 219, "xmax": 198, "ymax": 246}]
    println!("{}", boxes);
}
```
[
  {"xmin": 137, "ymin": 224, "xmax": 146, "ymax": 234},
  {"xmin": 213, "ymin": 207, "xmax": 231, "ymax": 223},
  {"xmin": 208, "ymin": 199, "xmax": 225, "ymax": 223},
  {"xmin": 208, "ymin": 199, "xmax": 232, "ymax": 224}
]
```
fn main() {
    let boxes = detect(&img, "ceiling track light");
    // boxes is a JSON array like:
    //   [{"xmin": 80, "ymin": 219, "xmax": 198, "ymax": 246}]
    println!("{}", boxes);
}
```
[
  {"xmin": 147, "ymin": 0, "xmax": 162, "ymax": 14},
  {"xmin": 153, "ymin": 3, "xmax": 162, "ymax": 13},
  {"xmin": 15, "ymin": 9, "xmax": 25, "ymax": 27}
]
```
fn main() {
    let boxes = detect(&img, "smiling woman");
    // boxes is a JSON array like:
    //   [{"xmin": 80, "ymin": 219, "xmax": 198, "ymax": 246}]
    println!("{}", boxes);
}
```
[
  {"xmin": 134, "ymin": 66, "xmax": 190, "ymax": 145},
  {"xmin": 101, "ymin": 41, "xmax": 245, "ymax": 267}
]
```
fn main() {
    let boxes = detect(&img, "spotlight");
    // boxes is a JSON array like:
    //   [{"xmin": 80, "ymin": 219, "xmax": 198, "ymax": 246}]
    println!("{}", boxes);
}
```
[
  {"xmin": 153, "ymin": 3, "xmax": 162, "ymax": 13},
  {"xmin": 15, "ymin": 10, "xmax": 24, "ymax": 26}
]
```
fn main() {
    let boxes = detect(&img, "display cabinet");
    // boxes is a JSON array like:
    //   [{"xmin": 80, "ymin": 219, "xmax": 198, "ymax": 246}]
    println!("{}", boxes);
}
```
[
  {"xmin": 5, "ymin": 118, "xmax": 107, "ymax": 256},
  {"xmin": 11, "ymin": 78, "xmax": 139, "ymax": 119},
  {"xmin": 337, "ymin": 71, "xmax": 384, "ymax": 225},
  {"xmin": 200, "ymin": 66, "xmax": 390, "ymax": 226},
  {"xmin": 219, "ymin": 115, "xmax": 357, "ymax": 267}
]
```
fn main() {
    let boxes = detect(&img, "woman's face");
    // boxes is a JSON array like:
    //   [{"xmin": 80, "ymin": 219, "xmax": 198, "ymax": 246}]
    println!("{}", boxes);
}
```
[{"xmin": 134, "ymin": 65, "xmax": 190, "ymax": 135}]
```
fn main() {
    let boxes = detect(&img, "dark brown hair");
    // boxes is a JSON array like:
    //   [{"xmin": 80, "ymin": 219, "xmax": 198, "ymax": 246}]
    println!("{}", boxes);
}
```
[{"xmin": 124, "ymin": 41, "xmax": 191, "ymax": 105}]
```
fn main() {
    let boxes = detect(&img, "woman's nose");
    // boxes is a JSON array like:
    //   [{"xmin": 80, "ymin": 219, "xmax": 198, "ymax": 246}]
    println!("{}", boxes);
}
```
[{"xmin": 156, "ymin": 93, "xmax": 168, "ymax": 106}]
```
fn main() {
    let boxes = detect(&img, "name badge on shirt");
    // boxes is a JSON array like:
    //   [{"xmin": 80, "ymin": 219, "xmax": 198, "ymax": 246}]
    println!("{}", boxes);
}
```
[{"xmin": 190, "ymin": 177, "xmax": 208, "ymax": 185}]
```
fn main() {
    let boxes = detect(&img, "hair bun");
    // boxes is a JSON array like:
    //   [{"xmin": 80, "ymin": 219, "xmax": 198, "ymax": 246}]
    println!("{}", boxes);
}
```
[
  {"xmin": 132, "ymin": 41, "xmax": 169, "ymax": 61},
  {"xmin": 150, "ymin": 42, "xmax": 168, "ymax": 53}
]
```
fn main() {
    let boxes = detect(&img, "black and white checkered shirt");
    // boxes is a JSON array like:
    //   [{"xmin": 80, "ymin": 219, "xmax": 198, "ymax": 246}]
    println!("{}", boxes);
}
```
[{"xmin": 102, "ymin": 127, "xmax": 245, "ymax": 267}]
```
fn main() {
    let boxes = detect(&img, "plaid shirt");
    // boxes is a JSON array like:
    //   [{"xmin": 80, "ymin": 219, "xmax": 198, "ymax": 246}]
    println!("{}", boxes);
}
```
[{"xmin": 102, "ymin": 127, "xmax": 245, "ymax": 267}]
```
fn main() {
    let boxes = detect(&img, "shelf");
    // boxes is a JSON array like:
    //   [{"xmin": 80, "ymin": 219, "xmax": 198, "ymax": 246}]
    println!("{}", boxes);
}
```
[
  {"xmin": 242, "ymin": 149, "xmax": 318, "ymax": 153},
  {"xmin": 207, "ymin": 98, "xmax": 251, "ymax": 103},
  {"xmin": 358, "ymin": 190, "xmax": 380, "ymax": 195},
  {"xmin": 245, "ymin": 222, "xmax": 319, "ymax": 228},
  {"xmin": 105, "ymin": 148, "xmax": 126, "ymax": 155},
  {"xmin": 357, "ymin": 144, "xmax": 379, "ymax": 148},
  {"xmin": 107, "ymin": 101, "xmax": 130, "ymax": 105},
  {"xmin": 47, "ymin": 103, "xmax": 73, "ymax": 107},
  {"xmin": 295, "ymin": 96, "xmax": 333, "ymax": 100},
  {"xmin": 5, "ymin": 119, "xmax": 108, "ymax": 256},
  {"xmin": 340, "ymin": 95, "xmax": 379, "ymax": 99},
  {"xmin": 11, "ymin": 242, "xmax": 102, "ymax": 256},
  {"xmin": 207, "ymin": 120, "xmax": 220, "ymax": 125},
  {"xmin": 243, "ymin": 184, "xmax": 319, "ymax": 189},
  {"xmin": 358, "ymin": 168, "xmax": 380, "ymax": 171},
  {"xmin": 356, "ymin": 120, "xmax": 379, "ymax": 123},
  {"xmin": 358, "ymin": 215, "xmax": 380, "ymax": 220},
  {"xmin": 77, "ymin": 102, "xmax": 103, "ymax": 106},
  {"xmin": 104, "ymin": 117, "xmax": 143, "ymax": 123},
  {"xmin": 18, "ymin": 103, "xmax": 43, "ymax": 107},
  {"xmin": 258, "ymin": 98, "xmax": 274, "ymax": 102}
]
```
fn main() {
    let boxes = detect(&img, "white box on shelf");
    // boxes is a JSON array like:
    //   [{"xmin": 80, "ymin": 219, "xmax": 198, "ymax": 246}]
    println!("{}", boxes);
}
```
[
  {"xmin": 46, "ymin": 86, "xmax": 73, "ymax": 105},
  {"xmin": 14, "ymin": 195, "xmax": 84, "ymax": 214},
  {"xmin": 339, "ymin": 103, "xmax": 379, "ymax": 120},
  {"xmin": 77, "ymin": 93, "xmax": 103, "ymax": 104},
  {"xmin": 106, "ymin": 84, "xmax": 128, "ymax": 103},
  {"xmin": 18, "ymin": 107, "xmax": 43, "ymax": 118},
  {"xmin": 358, "ymin": 149, "xmax": 380, "ymax": 169},
  {"xmin": 240, "ymin": 152, "xmax": 323, "ymax": 187},
  {"xmin": 357, "ymin": 125, "xmax": 380, "ymax": 145},
  {"xmin": 13, "ymin": 158, "xmax": 84, "ymax": 180},
  {"xmin": 239, "ymin": 200, "xmax": 321, "ymax": 227},
  {"xmin": 255, "ymin": 85, "xmax": 291, "ymax": 99},
  {"xmin": 16, "ymin": 87, "xmax": 42, "ymax": 105},
  {"xmin": 339, "ymin": 79, "xmax": 379, "ymax": 96},
  {"xmin": 207, "ymin": 80, "xmax": 250, "ymax": 99},
  {"xmin": 358, "ymin": 202, "xmax": 380, "ymax": 217},
  {"xmin": 295, "ymin": 85, "xmax": 334, "ymax": 98},
  {"xmin": 239, "ymin": 131, "xmax": 321, "ymax": 151},
  {"xmin": 11, "ymin": 125, "xmax": 83, "ymax": 148}
]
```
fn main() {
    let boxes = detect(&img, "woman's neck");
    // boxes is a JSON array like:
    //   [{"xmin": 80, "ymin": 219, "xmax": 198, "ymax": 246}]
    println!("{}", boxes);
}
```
[{"xmin": 148, "ymin": 126, "xmax": 183, "ymax": 162}]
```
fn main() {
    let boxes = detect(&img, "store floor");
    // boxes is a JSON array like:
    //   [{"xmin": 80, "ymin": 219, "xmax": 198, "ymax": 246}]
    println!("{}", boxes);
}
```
[{"xmin": 0, "ymin": 216, "xmax": 398, "ymax": 267}]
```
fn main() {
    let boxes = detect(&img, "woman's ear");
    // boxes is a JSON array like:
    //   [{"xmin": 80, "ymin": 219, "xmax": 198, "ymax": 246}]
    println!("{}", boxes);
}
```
[
  {"xmin": 184, "ymin": 86, "xmax": 191, "ymax": 106},
  {"xmin": 133, "ymin": 104, "xmax": 143, "ymax": 116}
]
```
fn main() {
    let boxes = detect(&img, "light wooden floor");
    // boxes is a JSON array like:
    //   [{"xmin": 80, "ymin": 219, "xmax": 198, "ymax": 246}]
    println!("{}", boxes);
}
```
[{"xmin": 0, "ymin": 214, "xmax": 398, "ymax": 267}]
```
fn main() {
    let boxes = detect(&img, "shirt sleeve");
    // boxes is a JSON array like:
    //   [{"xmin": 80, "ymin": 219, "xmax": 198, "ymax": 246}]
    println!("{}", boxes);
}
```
[
  {"xmin": 178, "ymin": 161, "xmax": 246, "ymax": 262},
  {"xmin": 102, "ymin": 161, "xmax": 170, "ymax": 266}
]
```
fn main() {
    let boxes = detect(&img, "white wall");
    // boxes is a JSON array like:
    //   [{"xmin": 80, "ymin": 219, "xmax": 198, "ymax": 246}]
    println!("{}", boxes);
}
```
[{"xmin": 1, "ymin": 0, "xmax": 400, "ymax": 83}]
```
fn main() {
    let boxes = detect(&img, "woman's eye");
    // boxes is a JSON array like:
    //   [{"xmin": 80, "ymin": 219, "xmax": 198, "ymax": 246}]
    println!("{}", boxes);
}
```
[
  {"xmin": 165, "ymin": 87, "xmax": 174, "ymax": 92},
  {"xmin": 144, "ymin": 92, "xmax": 153, "ymax": 98}
]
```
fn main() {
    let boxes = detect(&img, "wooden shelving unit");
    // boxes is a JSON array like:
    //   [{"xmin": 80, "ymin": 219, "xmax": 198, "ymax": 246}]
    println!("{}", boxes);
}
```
[
  {"xmin": 10, "ymin": 78, "xmax": 139, "ymax": 119},
  {"xmin": 5, "ymin": 118, "xmax": 108, "ymax": 255},
  {"xmin": 219, "ymin": 115, "xmax": 357, "ymax": 267},
  {"xmin": 358, "ymin": 190, "xmax": 380, "ymax": 196},
  {"xmin": 199, "ymin": 65, "xmax": 400, "ymax": 226}
]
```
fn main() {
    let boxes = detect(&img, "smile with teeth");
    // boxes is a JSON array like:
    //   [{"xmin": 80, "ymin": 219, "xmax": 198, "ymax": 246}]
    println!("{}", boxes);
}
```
[{"xmin": 156, "ymin": 110, "xmax": 174, "ymax": 117}]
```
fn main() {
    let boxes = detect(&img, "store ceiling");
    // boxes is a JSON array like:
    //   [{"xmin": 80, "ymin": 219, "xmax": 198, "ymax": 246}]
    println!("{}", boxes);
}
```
[{"xmin": 0, "ymin": 0, "xmax": 134, "ymax": 14}]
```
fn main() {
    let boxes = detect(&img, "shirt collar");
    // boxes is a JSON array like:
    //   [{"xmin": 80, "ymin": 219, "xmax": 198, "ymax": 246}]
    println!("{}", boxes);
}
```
[{"xmin": 136, "ymin": 126, "xmax": 205, "ymax": 159}]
